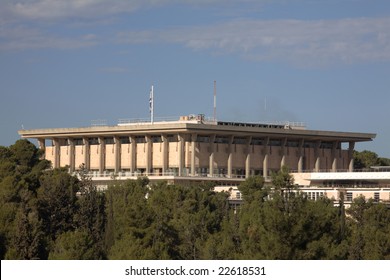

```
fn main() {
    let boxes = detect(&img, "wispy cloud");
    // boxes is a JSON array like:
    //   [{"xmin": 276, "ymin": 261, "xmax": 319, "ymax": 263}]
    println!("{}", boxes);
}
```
[
  {"xmin": 1, "ymin": 1, "xmax": 389, "ymax": 66},
  {"xmin": 1, "ymin": 0, "xmax": 264, "ymax": 21},
  {"xmin": 3, "ymin": 0, "xmax": 139, "ymax": 20},
  {"xmin": 117, "ymin": 17, "xmax": 390, "ymax": 65},
  {"xmin": 0, "ymin": 0, "xmax": 265, "ymax": 51},
  {"xmin": 0, "ymin": 26, "xmax": 98, "ymax": 51}
]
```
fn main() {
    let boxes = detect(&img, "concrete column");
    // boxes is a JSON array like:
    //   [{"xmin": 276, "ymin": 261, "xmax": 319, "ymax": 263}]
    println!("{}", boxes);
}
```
[
  {"xmin": 263, "ymin": 137, "xmax": 269, "ymax": 178},
  {"xmin": 349, "ymin": 141, "xmax": 355, "ymax": 172},
  {"xmin": 245, "ymin": 136, "xmax": 252, "ymax": 178},
  {"xmin": 129, "ymin": 136, "xmax": 136, "ymax": 173},
  {"xmin": 332, "ymin": 141, "xmax": 338, "ymax": 172},
  {"xmin": 161, "ymin": 135, "xmax": 169, "ymax": 175},
  {"xmin": 280, "ymin": 138, "xmax": 287, "ymax": 169},
  {"xmin": 38, "ymin": 138, "xmax": 45, "ymax": 150},
  {"xmin": 83, "ymin": 137, "xmax": 90, "ymax": 170},
  {"xmin": 98, "ymin": 137, "xmax": 105, "ymax": 174},
  {"xmin": 314, "ymin": 141, "xmax": 321, "ymax": 172},
  {"xmin": 227, "ymin": 136, "xmax": 234, "ymax": 178},
  {"xmin": 145, "ymin": 135, "xmax": 152, "ymax": 175},
  {"xmin": 38, "ymin": 138, "xmax": 45, "ymax": 160},
  {"xmin": 114, "ymin": 136, "xmax": 121, "ymax": 173},
  {"xmin": 53, "ymin": 138, "xmax": 60, "ymax": 169},
  {"xmin": 209, "ymin": 135, "xmax": 216, "ymax": 177},
  {"xmin": 178, "ymin": 134, "xmax": 185, "ymax": 176},
  {"xmin": 298, "ymin": 139, "xmax": 304, "ymax": 173},
  {"xmin": 68, "ymin": 138, "xmax": 75, "ymax": 172},
  {"xmin": 190, "ymin": 134, "xmax": 197, "ymax": 176}
]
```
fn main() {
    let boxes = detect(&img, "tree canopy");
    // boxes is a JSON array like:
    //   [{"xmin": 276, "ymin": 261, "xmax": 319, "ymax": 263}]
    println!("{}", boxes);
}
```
[{"xmin": 1, "ymin": 140, "xmax": 390, "ymax": 259}]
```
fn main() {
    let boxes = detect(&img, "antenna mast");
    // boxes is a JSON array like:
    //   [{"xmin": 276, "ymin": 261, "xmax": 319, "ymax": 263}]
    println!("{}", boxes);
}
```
[{"xmin": 213, "ymin": 80, "xmax": 217, "ymax": 122}]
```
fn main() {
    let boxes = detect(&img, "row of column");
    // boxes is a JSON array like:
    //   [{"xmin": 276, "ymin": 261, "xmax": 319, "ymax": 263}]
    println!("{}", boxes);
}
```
[{"xmin": 38, "ymin": 136, "xmax": 356, "ymax": 177}]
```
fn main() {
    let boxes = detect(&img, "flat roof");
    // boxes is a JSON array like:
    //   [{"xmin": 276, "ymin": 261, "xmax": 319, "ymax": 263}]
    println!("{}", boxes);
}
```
[{"xmin": 18, "ymin": 119, "xmax": 376, "ymax": 143}]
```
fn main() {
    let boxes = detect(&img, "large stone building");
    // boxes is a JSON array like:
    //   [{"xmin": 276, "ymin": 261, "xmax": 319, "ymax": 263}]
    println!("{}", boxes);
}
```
[
  {"xmin": 19, "ymin": 114, "xmax": 375, "ymax": 183},
  {"xmin": 19, "ymin": 114, "xmax": 390, "ymax": 206}
]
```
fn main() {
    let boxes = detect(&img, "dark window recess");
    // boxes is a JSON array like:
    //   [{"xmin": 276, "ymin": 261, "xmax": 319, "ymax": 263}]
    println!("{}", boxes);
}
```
[
  {"xmin": 233, "ymin": 138, "xmax": 247, "ymax": 145},
  {"xmin": 320, "ymin": 142, "xmax": 333, "ymax": 149},
  {"xmin": 215, "ymin": 137, "xmax": 229, "ymax": 144},
  {"xmin": 251, "ymin": 138, "xmax": 263, "ymax": 145},
  {"xmin": 59, "ymin": 139, "xmax": 68, "ymax": 146},
  {"xmin": 89, "ymin": 138, "xmax": 99, "ymax": 145},
  {"xmin": 74, "ymin": 138, "xmax": 83, "ymax": 145},
  {"xmin": 104, "ymin": 137, "xmax": 115, "ymax": 144},
  {"xmin": 120, "ymin": 137, "xmax": 130, "ymax": 144},
  {"xmin": 135, "ymin": 136, "xmax": 146, "ymax": 143},
  {"xmin": 167, "ymin": 135, "xmax": 178, "ymax": 142},
  {"xmin": 197, "ymin": 136, "xmax": 210, "ymax": 143},
  {"xmin": 151, "ymin": 136, "xmax": 162, "ymax": 143},
  {"xmin": 304, "ymin": 142, "xmax": 316, "ymax": 148},
  {"xmin": 287, "ymin": 141, "xmax": 299, "ymax": 147},
  {"xmin": 269, "ymin": 140, "xmax": 282, "ymax": 146}
]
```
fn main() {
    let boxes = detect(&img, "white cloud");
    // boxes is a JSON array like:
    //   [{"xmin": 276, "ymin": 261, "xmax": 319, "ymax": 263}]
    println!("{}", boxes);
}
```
[
  {"xmin": 0, "ymin": 26, "xmax": 98, "ymax": 51},
  {"xmin": 117, "ymin": 17, "xmax": 390, "ymax": 65},
  {"xmin": 3, "ymin": 0, "xmax": 139, "ymax": 20},
  {"xmin": 1, "ymin": 0, "xmax": 264, "ymax": 21}
]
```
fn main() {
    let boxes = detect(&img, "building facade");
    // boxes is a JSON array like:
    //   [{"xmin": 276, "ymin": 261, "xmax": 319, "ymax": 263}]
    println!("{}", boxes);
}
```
[{"xmin": 19, "ymin": 115, "xmax": 375, "ymax": 185}]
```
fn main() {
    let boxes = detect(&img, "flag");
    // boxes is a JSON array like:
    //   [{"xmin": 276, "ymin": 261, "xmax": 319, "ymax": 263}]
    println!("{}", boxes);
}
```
[{"xmin": 149, "ymin": 86, "xmax": 153, "ymax": 113}]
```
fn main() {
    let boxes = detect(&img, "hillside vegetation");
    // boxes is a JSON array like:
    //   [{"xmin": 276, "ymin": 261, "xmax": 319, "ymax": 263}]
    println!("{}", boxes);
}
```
[{"xmin": 0, "ymin": 140, "xmax": 389, "ymax": 260}]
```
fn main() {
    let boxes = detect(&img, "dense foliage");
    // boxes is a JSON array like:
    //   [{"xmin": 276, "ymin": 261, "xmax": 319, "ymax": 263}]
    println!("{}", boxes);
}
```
[
  {"xmin": 354, "ymin": 150, "xmax": 390, "ymax": 169},
  {"xmin": 1, "ymin": 140, "xmax": 390, "ymax": 259}
]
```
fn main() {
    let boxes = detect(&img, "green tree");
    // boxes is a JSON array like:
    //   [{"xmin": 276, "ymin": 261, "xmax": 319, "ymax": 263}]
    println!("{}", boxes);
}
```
[
  {"xmin": 9, "ymin": 140, "xmax": 42, "ymax": 174},
  {"xmin": 106, "ymin": 179, "xmax": 151, "ymax": 259},
  {"xmin": 238, "ymin": 175, "xmax": 268, "ymax": 204},
  {"xmin": 11, "ymin": 202, "xmax": 45, "ymax": 259},
  {"xmin": 353, "ymin": 150, "xmax": 381, "ymax": 170},
  {"xmin": 37, "ymin": 168, "xmax": 79, "ymax": 241},
  {"xmin": 74, "ymin": 164, "xmax": 106, "ymax": 259},
  {"xmin": 360, "ymin": 203, "xmax": 390, "ymax": 259},
  {"xmin": 49, "ymin": 230, "xmax": 97, "ymax": 260},
  {"xmin": 271, "ymin": 165, "xmax": 295, "ymax": 191},
  {"xmin": 0, "ymin": 140, "xmax": 49, "ymax": 259}
]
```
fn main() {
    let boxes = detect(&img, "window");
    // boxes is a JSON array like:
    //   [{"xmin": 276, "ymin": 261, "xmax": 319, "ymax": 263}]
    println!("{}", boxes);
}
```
[
  {"xmin": 269, "ymin": 140, "xmax": 282, "ymax": 146},
  {"xmin": 167, "ymin": 134, "xmax": 178, "ymax": 142},
  {"xmin": 197, "ymin": 136, "xmax": 210, "ymax": 143},
  {"xmin": 251, "ymin": 138, "xmax": 263, "ymax": 145},
  {"xmin": 89, "ymin": 138, "xmax": 99, "ymax": 145},
  {"xmin": 304, "ymin": 142, "xmax": 315, "ymax": 148},
  {"xmin": 59, "ymin": 139, "xmax": 68, "ymax": 146},
  {"xmin": 374, "ymin": 192, "xmax": 380, "ymax": 202},
  {"xmin": 74, "ymin": 138, "xmax": 83, "ymax": 145},
  {"xmin": 135, "ymin": 136, "xmax": 146, "ymax": 143},
  {"xmin": 233, "ymin": 137, "xmax": 247, "ymax": 145},
  {"xmin": 120, "ymin": 137, "xmax": 130, "ymax": 144},
  {"xmin": 320, "ymin": 142, "xmax": 333, "ymax": 149},
  {"xmin": 104, "ymin": 137, "xmax": 114, "ymax": 144},
  {"xmin": 215, "ymin": 136, "xmax": 229, "ymax": 144},
  {"xmin": 151, "ymin": 136, "xmax": 162, "ymax": 143},
  {"xmin": 287, "ymin": 141, "xmax": 299, "ymax": 147},
  {"xmin": 346, "ymin": 192, "xmax": 353, "ymax": 202}
]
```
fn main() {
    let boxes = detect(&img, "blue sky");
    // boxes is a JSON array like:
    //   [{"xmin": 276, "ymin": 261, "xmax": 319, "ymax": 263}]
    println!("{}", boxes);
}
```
[{"xmin": 1, "ymin": 0, "xmax": 390, "ymax": 157}]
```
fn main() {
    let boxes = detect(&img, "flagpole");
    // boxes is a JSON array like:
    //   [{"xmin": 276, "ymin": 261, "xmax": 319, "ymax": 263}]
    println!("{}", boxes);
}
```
[{"xmin": 150, "ymin": 85, "xmax": 154, "ymax": 124}]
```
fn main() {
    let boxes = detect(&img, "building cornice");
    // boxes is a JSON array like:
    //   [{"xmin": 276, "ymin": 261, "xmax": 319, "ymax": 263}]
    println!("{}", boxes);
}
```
[{"xmin": 18, "ymin": 122, "xmax": 376, "ymax": 142}]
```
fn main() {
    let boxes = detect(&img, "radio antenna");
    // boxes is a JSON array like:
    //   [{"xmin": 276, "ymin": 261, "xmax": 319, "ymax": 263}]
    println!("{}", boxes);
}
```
[{"xmin": 213, "ymin": 80, "xmax": 217, "ymax": 122}]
